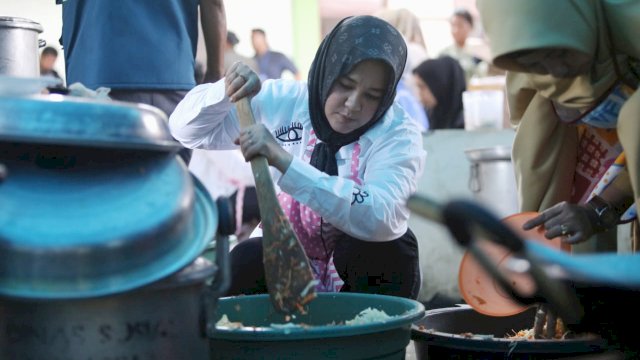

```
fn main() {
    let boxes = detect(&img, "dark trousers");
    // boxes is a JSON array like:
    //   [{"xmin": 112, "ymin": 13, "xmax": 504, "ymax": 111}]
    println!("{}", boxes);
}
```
[
  {"xmin": 108, "ymin": 89, "xmax": 192, "ymax": 164},
  {"xmin": 226, "ymin": 228, "xmax": 420, "ymax": 300}
]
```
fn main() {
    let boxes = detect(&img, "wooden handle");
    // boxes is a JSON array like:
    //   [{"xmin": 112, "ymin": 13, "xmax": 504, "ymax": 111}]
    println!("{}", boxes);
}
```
[
  {"xmin": 235, "ymin": 98, "xmax": 279, "ymax": 210},
  {"xmin": 407, "ymin": 194, "xmax": 443, "ymax": 224},
  {"xmin": 235, "ymin": 98, "xmax": 316, "ymax": 314}
]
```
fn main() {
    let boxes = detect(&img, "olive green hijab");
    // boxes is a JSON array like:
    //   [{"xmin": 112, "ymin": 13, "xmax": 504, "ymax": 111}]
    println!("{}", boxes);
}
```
[{"xmin": 477, "ymin": 0, "xmax": 640, "ymax": 213}]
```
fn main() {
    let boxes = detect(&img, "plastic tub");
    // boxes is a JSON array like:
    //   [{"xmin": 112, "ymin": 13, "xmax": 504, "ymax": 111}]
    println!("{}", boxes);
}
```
[{"xmin": 209, "ymin": 293, "xmax": 425, "ymax": 359}]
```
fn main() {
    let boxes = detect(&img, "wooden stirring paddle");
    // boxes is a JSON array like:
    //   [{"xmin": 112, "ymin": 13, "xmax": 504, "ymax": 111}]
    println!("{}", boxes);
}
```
[{"xmin": 235, "ymin": 97, "xmax": 317, "ymax": 314}]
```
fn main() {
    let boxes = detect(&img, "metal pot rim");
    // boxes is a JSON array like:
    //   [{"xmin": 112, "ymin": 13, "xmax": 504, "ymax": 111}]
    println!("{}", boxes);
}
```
[
  {"xmin": 0, "ymin": 16, "xmax": 43, "ymax": 32},
  {"xmin": 0, "ymin": 94, "xmax": 182, "ymax": 152},
  {"xmin": 465, "ymin": 145, "xmax": 512, "ymax": 162},
  {"xmin": 411, "ymin": 307, "xmax": 607, "ymax": 351}
]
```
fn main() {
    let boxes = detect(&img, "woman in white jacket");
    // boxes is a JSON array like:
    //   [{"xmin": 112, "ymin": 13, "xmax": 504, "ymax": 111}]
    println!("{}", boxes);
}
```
[{"xmin": 169, "ymin": 15, "xmax": 426, "ymax": 299}]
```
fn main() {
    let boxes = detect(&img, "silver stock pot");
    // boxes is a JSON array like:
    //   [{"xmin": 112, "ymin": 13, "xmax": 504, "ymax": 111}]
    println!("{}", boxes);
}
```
[
  {"xmin": 0, "ymin": 17, "xmax": 44, "ymax": 77},
  {"xmin": 0, "ymin": 93, "xmax": 233, "ymax": 359}
]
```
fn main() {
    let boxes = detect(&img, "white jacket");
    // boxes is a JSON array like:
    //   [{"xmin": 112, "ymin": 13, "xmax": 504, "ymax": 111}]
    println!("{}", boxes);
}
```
[{"xmin": 169, "ymin": 79, "xmax": 426, "ymax": 241}]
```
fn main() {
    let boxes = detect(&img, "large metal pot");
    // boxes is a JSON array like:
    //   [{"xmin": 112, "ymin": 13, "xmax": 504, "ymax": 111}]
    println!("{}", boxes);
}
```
[
  {"xmin": 0, "ymin": 154, "xmax": 234, "ymax": 358},
  {"xmin": 0, "ymin": 95, "xmax": 202, "ymax": 299},
  {"xmin": 0, "ymin": 17, "xmax": 43, "ymax": 77},
  {"xmin": 465, "ymin": 145, "xmax": 519, "ymax": 218},
  {"xmin": 0, "ymin": 93, "xmax": 234, "ymax": 359},
  {"xmin": 0, "ymin": 252, "xmax": 230, "ymax": 360}
]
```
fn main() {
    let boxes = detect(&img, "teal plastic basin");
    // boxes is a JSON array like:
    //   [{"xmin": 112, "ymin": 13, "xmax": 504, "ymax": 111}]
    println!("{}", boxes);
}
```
[{"xmin": 209, "ymin": 293, "xmax": 425, "ymax": 360}]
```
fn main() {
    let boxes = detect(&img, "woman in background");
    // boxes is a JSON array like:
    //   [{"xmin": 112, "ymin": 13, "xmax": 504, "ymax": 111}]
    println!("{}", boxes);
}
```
[{"xmin": 413, "ymin": 56, "xmax": 466, "ymax": 129}]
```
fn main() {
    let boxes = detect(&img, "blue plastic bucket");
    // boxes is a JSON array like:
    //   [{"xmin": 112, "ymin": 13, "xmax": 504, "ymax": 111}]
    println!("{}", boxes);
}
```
[{"xmin": 209, "ymin": 293, "xmax": 425, "ymax": 359}]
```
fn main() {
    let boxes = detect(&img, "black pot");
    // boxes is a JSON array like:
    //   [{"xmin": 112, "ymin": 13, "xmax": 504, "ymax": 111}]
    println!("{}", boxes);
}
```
[{"xmin": 411, "ymin": 306, "xmax": 609, "ymax": 360}]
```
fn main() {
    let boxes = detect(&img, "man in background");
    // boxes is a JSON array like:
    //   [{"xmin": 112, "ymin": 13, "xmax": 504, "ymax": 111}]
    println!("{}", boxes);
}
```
[
  {"xmin": 439, "ymin": 8, "xmax": 488, "ymax": 84},
  {"xmin": 224, "ymin": 30, "xmax": 258, "ymax": 73},
  {"xmin": 39, "ymin": 46, "xmax": 63, "ymax": 83},
  {"xmin": 251, "ymin": 28, "xmax": 300, "ymax": 81}
]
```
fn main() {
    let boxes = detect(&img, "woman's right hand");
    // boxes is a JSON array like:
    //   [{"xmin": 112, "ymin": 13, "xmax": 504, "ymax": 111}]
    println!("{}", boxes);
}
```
[{"xmin": 224, "ymin": 62, "xmax": 261, "ymax": 102}]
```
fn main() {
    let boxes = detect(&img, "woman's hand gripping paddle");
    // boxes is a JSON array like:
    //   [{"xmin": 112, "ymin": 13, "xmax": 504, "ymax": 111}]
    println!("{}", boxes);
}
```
[{"xmin": 235, "ymin": 98, "xmax": 317, "ymax": 314}]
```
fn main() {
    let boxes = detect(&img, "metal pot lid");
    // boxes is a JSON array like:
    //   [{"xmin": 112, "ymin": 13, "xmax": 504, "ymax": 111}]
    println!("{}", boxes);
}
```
[
  {"xmin": 464, "ymin": 145, "xmax": 512, "ymax": 162},
  {"xmin": 0, "ymin": 75, "xmax": 63, "ymax": 97},
  {"xmin": 0, "ymin": 94, "xmax": 182, "ymax": 152},
  {"xmin": 0, "ymin": 146, "xmax": 217, "ymax": 299},
  {"xmin": 147, "ymin": 256, "xmax": 216, "ymax": 291},
  {"xmin": 0, "ymin": 16, "xmax": 43, "ymax": 32}
]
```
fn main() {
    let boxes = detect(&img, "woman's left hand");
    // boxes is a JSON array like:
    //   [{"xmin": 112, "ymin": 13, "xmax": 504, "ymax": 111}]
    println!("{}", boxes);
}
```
[
  {"xmin": 235, "ymin": 124, "xmax": 293, "ymax": 173},
  {"xmin": 522, "ymin": 201, "xmax": 597, "ymax": 244}
]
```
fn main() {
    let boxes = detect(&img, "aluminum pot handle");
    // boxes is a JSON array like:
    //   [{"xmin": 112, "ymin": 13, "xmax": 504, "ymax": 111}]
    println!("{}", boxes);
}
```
[
  {"xmin": 469, "ymin": 163, "xmax": 481, "ymax": 193},
  {"xmin": 0, "ymin": 163, "xmax": 7, "ymax": 182},
  {"xmin": 199, "ymin": 196, "xmax": 234, "ymax": 337},
  {"xmin": 201, "ymin": 231, "xmax": 230, "ymax": 338},
  {"xmin": 39, "ymin": 39, "xmax": 46, "ymax": 48}
]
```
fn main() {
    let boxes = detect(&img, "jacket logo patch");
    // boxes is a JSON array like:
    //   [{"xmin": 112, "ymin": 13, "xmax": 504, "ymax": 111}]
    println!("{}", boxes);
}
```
[
  {"xmin": 275, "ymin": 122, "xmax": 303, "ymax": 145},
  {"xmin": 351, "ymin": 187, "xmax": 369, "ymax": 205}
]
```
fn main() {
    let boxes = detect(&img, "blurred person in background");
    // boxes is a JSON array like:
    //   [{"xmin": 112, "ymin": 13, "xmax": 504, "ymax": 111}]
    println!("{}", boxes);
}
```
[
  {"xmin": 223, "ymin": 30, "xmax": 258, "ymax": 73},
  {"xmin": 39, "ymin": 46, "xmax": 66, "ymax": 93},
  {"xmin": 394, "ymin": 75, "xmax": 429, "ymax": 132},
  {"xmin": 413, "ymin": 56, "xmax": 466, "ymax": 129},
  {"xmin": 439, "ymin": 8, "xmax": 488, "ymax": 84},
  {"xmin": 374, "ymin": 8, "xmax": 429, "ymax": 93},
  {"xmin": 251, "ymin": 28, "xmax": 301, "ymax": 81},
  {"xmin": 39, "ymin": 46, "xmax": 63, "ymax": 84},
  {"xmin": 374, "ymin": 8, "xmax": 430, "ymax": 132}
]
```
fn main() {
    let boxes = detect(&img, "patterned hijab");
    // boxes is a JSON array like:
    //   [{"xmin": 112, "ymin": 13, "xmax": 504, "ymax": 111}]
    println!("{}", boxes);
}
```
[{"xmin": 307, "ymin": 15, "xmax": 407, "ymax": 175}]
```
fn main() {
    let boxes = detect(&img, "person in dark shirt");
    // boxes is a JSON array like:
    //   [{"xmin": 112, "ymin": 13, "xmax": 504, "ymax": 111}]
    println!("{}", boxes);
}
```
[
  {"xmin": 251, "ymin": 28, "xmax": 301, "ymax": 81},
  {"xmin": 39, "ymin": 46, "xmax": 62, "ymax": 80},
  {"xmin": 224, "ymin": 30, "xmax": 258, "ymax": 73},
  {"xmin": 39, "ymin": 46, "xmax": 65, "ymax": 93}
]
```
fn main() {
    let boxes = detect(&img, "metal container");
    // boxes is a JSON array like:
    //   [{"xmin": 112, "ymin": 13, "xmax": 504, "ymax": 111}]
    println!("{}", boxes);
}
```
[
  {"xmin": 411, "ymin": 306, "xmax": 608, "ymax": 360},
  {"xmin": 465, "ymin": 145, "xmax": 519, "ymax": 218},
  {"xmin": 0, "ymin": 17, "xmax": 43, "ymax": 77},
  {"xmin": 0, "ymin": 94, "xmax": 182, "ymax": 152},
  {"xmin": 0, "ymin": 146, "xmax": 219, "ymax": 299},
  {"xmin": 0, "ymin": 250, "xmax": 230, "ymax": 360},
  {"xmin": 0, "ymin": 88, "xmax": 235, "ymax": 359},
  {"xmin": 0, "ymin": 95, "xmax": 225, "ymax": 299}
]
